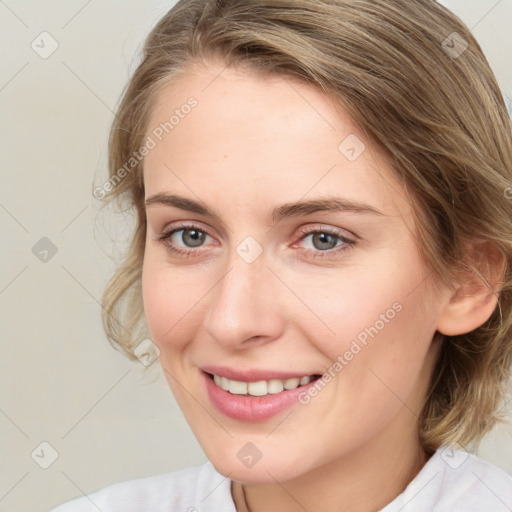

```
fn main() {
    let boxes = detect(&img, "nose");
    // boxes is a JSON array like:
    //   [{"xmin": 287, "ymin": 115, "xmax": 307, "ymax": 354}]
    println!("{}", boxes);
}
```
[{"xmin": 203, "ymin": 253, "xmax": 286, "ymax": 349}]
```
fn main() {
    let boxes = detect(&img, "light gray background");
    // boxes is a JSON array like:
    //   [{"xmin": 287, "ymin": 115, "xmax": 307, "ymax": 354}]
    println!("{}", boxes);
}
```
[{"xmin": 0, "ymin": 1, "xmax": 511, "ymax": 511}]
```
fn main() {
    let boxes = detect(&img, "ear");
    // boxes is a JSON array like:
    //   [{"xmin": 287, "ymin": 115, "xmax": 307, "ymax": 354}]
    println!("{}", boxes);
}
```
[{"xmin": 436, "ymin": 240, "xmax": 505, "ymax": 336}]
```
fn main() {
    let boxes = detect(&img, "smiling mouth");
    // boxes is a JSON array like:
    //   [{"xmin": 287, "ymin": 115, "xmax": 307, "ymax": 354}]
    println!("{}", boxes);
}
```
[{"xmin": 206, "ymin": 372, "xmax": 321, "ymax": 397}]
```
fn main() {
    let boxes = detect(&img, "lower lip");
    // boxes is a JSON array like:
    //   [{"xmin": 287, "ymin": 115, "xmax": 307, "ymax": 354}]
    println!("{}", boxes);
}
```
[{"xmin": 202, "ymin": 371, "xmax": 318, "ymax": 422}]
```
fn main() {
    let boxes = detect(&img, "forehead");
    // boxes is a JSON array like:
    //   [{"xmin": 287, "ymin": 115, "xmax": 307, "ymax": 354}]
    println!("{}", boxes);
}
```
[{"xmin": 143, "ymin": 63, "xmax": 411, "ymax": 220}]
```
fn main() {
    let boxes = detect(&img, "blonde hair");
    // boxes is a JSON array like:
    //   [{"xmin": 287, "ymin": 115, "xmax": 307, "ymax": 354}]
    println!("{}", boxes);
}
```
[{"xmin": 99, "ymin": 0, "xmax": 512, "ymax": 453}]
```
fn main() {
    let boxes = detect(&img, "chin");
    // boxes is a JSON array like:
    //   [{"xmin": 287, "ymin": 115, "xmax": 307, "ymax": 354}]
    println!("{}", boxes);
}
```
[
  {"xmin": 212, "ymin": 459, "xmax": 299, "ymax": 485},
  {"xmin": 205, "ymin": 445, "xmax": 316, "ymax": 485}
]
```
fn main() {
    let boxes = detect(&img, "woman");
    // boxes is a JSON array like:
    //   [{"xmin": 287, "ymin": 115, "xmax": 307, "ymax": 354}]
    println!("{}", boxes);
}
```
[{"xmin": 51, "ymin": 0, "xmax": 512, "ymax": 510}]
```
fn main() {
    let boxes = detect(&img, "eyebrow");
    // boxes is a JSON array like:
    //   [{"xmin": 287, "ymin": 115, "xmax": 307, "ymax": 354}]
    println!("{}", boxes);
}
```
[{"xmin": 144, "ymin": 193, "xmax": 384, "ymax": 222}]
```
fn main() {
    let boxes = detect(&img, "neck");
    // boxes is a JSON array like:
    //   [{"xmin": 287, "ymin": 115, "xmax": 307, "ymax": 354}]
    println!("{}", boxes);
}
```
[{"xmin": 239, "ymin": 416, "xmax": 431, "ymax": 512}]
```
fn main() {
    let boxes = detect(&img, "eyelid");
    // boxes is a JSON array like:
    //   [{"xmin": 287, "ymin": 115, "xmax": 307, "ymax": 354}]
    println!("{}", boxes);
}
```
[
  {"xmin": 293, "ymin": 223, "xmax": 356, "ymax": 244},
  {"xmin": 156, "ymin": 221, "xmax": 356, "ymax": 259},
  {"xmin": 163, "ymin": 217, "xmax": 211, "ymax": 230},
  {"xmin": 158, "ymin": 222, "xmax": 218, "ymax": 245},
  {"xmin": 157, "ymin": 220, "xmax": 353, "ymax": 240}
]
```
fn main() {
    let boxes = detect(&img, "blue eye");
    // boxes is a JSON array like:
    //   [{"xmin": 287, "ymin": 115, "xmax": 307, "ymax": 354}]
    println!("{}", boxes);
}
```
[
  {"xmin": 157, "ymin": 224, "xmax": 213, "ymax": 256},
  {"xmin": 302, "ymin": 232, "xmax": 343, "ymax": 251},
  {"xmin": 175, "ymin": 228, "xmax": 207, "ymax": 247},
  {"xmin": 294, "ymin": 228, "xmax": 355, "ymax": 259},
  {"xmin": 157, "ymin": 224, "xmax": 355, "ymax": 260}
]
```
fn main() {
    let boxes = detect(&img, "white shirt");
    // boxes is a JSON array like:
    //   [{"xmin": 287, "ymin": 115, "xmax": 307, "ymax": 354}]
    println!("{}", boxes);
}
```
[{"xmin": 50, "ymin": 446, "xmax": 512, "ymax": 511}]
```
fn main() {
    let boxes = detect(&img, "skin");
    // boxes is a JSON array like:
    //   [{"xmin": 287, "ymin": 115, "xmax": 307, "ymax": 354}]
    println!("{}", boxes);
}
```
[{"xmin": 141, "ymin": 61, "xmax": 498, "ymax": 512}]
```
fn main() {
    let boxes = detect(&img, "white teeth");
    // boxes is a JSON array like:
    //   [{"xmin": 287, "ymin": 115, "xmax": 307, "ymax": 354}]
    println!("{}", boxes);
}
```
[
  {"xmin": 211, "ymin": 374, "xmax": 314, "ymax": 396},
  {"xmin": 229, "ymin": 380, "xmax": 247, "ymax": 395},
  {"xmin": 267, "ymin": 379, "xmax": 284, "ymax": 394},
  {"xmin": 284, "ymin": 377, "xmax": 300, "ymax": 390},
  {"xmin": 247, "ymin": 380, "xmax": 267, "ymax": 396},
  {"xmin": 221, "ymin": 376, "xmax": 230, "ymax": 391}
]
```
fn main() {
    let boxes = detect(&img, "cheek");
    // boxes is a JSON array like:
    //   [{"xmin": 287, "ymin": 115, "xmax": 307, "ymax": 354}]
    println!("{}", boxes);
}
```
[
  {"xmin": 141, "ymin": 256, "xmax": 206, "ymax": 352},
  {"xmin": 307, "ymin": 253, "xmax": 437, "ymax": 389},
  {"xmin": 302, "ymin": 271, "xmax": 402, "ymax": 350}
]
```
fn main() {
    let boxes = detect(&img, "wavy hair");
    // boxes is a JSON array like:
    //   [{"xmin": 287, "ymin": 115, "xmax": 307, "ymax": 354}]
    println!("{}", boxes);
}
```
[{"xmin": 97, "ymin": 0, "xmax": 512, "ymax": 453}]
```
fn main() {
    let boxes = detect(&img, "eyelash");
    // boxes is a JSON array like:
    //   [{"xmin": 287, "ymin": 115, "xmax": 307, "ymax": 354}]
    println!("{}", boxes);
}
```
[{"xmin": 156, "ymin": 223, "xmax": 355, "ymax": 259}]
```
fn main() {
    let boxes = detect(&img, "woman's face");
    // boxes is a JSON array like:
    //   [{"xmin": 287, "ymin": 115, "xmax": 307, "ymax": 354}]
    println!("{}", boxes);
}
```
[{"xmin": 142, "ymin": 62, "xmax": 448, "ymax": 483}]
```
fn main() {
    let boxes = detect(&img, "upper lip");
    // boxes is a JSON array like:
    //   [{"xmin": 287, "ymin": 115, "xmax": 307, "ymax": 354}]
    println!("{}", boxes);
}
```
[{"xmin": 201, "ymin": 365, "xmax": 318, "ymax": 382}]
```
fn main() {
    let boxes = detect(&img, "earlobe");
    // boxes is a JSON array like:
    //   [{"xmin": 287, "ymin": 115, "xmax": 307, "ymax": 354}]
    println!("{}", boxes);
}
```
[{"xmin": 436, "ymin": 241, "xmax": 505, "ymax": 336}]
